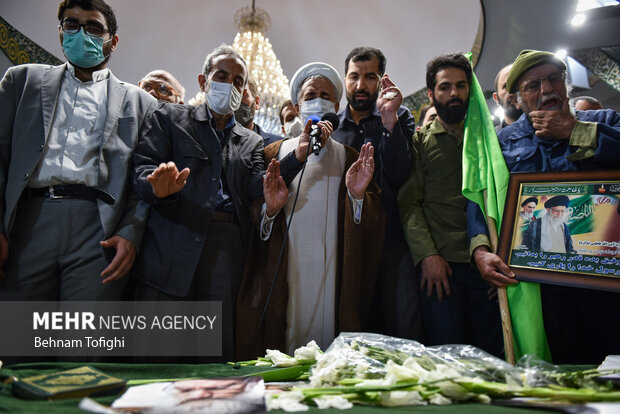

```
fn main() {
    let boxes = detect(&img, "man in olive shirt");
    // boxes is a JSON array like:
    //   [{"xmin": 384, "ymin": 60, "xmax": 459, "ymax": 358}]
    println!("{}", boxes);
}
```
[{"xmin": 398, "ymin": 54, "xmax": 502, "ymax": 356}]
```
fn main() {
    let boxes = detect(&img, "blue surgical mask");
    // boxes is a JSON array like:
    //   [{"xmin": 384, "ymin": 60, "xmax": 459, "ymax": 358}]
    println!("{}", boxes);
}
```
[
  {"xmin": 62, "ymin": 28, "xmax": 110, "ymax": 68},
  {"xmin": 206, "ymin": 81, "xmax": 242, "ymax": 115},
  {"xmin": 299, "ymin": 98, "xmax": 335, "ymax": 122}
]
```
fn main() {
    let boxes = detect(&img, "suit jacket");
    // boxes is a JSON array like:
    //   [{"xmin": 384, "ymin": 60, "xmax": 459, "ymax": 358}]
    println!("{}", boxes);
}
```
[
  {"xmin": 0, "ymin": 63, "xmax": 156, "ymax": 248},
  {"xmin": 236, "ymin": 140, "xmax": 385, "ymax": 359},
  {"xmin": 132, "ymin": 102, "xmax": 266, "ymax": 297},
  {"xmin": 254, "ymin": 124, "xmax": 283, "ymax": 147}
]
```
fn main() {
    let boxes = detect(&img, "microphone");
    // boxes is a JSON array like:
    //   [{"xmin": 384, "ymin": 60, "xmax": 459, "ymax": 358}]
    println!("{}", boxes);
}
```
[{"xmin": 308, "ymin": 113, "xmax": 340, "ymax": 156}]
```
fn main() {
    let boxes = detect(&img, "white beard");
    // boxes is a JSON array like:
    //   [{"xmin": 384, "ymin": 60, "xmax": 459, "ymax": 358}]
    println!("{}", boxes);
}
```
[
  {"xmin": 540, "ymin": 213, "xmax": 566, "ymax": 252},
  {"xmin": 548, "ymin": 214, "xmax": 565, "ymax": 230}
]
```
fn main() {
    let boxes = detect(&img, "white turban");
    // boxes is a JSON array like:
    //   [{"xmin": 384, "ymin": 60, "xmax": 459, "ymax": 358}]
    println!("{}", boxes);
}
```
[{"xmin": 289, "ymin": 62, "xmax": 343, "ymax": 105}]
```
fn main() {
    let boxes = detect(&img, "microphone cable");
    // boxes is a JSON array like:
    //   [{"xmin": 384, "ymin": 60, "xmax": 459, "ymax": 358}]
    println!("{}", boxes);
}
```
[{"xmin": 246, "ymin": 134, "xmax": 315, "ymax": 359}]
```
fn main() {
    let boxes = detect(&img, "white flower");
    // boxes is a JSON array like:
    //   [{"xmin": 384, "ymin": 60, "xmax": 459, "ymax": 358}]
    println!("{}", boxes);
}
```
[
  {"xmin": 434, "ymin": 380, "xmax": 474, "ymax": 401},
  {"xmin": 266, "ymin": 390, "xmax": 309, "ymax": 412},
  {"xmin": 353, "ymin": 360, "xmax": 370, "ymax": 376},
  {"xmin": 265, "ymin": 349, "xmax": 299, "ymax": 367},
  {"xmin": 425, "ymin": 363, "xmax": 462, "ymax": 382},
  {"xmin": 313, "ymin": 395, "xmax": 353, "ymax": 410},
  {"xmin": 294, "ymin": 340, "xmax": 322, "ymax": 362},
  {"xmin": 380, "ymin": 390, "xmax": 426, "ymax": 407},
  {"xmin": 403, "ymin": 357, "xmax": 430, "ymax": 379},
  {"xmin": 384, "ymin": 359, "xmax": 421, "ymax": 383},
  {"xmin": 309, "ymin": 355, "xmax": 349, "ymax": 386},
  {"xmin": 429, "ymin": 393, "xmax": 452, "ymax": 405}
]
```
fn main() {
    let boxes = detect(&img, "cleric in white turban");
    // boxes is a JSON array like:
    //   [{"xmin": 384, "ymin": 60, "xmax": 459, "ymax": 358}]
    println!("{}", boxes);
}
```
[
  {"xmin": 236, "ymin": 61, "xmax": 385, "ymax": 360},
  {"xmin": 289, "ymin": 61, "xmax": 343, "ymax": 105}
]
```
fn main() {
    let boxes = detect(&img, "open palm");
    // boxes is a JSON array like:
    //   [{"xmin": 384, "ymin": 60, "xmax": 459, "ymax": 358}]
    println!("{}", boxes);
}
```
[
  {"xmin": 346, "ymin": 143, "xmax": 375, "ymax": 199},
  {"xmin": 264, "ymin": 159, "xmax": 289, "ymax": 217}
]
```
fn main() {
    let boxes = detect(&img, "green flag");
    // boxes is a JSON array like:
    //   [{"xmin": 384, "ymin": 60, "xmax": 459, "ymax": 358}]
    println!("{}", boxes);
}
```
[
  {"xmin": 461, "ymin": 53, "xmax": 552, "ymax": 362},
  {"xmin": 568, "ymin": 195, "xmax": 594, "ymax": 235}
]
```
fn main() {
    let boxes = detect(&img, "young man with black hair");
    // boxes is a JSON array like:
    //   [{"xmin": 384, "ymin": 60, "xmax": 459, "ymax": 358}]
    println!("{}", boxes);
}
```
[
  {"xmin": 399, "ymin": 53, "xmax": 503, "ymax": 357},
  {"xmin": 0, "ymin": 0, "xmax": 156, "ymax": 301}
]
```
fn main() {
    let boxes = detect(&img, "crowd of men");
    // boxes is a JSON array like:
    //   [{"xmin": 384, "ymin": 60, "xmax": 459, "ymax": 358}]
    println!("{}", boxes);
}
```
[{"xmin": 0, "ymin": 0, "xmax": 618, "ymax": 364}]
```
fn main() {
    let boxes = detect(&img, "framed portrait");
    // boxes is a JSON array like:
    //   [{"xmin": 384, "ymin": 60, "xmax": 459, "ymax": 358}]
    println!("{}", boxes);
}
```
[{"xmin": 497, "ymin": 170, "xmax": 620, "ymax": 292}]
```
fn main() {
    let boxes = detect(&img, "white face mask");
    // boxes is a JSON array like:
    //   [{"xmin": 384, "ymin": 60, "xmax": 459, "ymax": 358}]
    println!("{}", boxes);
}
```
[
  {"xmin": 299, "ymin": 98, "xmax": 335, "ymax": 122},
  {"xmin": 283, "ymin": 117, "xmax": 304, "ymax": 138},
  {"xmin": 206, "ymin": 81, "xmax": 242, "ymax": 115}
]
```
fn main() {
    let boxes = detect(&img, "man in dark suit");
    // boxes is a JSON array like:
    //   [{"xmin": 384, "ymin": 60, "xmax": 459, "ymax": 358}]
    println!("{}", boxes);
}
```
[
  {"xmin": 0, "ymin": 0, "xmax": 156, "ymax": 301},
  {"xmin": 132, "ymin": 45, "xmax": 305, "ymax": 360}
]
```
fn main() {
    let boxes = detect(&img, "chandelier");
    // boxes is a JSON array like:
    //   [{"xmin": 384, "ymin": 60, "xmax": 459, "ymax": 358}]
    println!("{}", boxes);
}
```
[{"xmin": 232, "ymin": 1, "xmax": 290, "ymax": 134}]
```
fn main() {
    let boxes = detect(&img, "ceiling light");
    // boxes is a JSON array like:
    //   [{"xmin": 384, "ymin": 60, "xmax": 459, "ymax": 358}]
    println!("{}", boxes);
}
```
[{"xmin": 232, "ymin": 2, "xmax": 290, "ymax": 134}]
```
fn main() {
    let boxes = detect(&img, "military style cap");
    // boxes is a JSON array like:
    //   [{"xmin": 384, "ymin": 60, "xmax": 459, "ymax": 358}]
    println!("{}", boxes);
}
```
[{"xmin": 506, "ymin": 50, "xmax": 567, "ymax": 93}]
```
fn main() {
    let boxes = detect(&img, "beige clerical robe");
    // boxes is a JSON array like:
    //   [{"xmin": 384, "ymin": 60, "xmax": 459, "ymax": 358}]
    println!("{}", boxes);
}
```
[{"xmin": 235, "ymin": 139, "xmax": 385, "ymax": 360}]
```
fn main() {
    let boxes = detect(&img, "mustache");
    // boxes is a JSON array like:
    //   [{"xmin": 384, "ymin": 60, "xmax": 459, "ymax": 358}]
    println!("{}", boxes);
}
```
[
  {"xmin": 353, "ymin": 90, "xmax": 370, "ymax": 98},
  {"xmin": 447, "ymin": 98, "xmax": 465, "ymax": 106},
  {"xmin": 536, "ymin": 93, "xmax": 562, "ymax": 109}
]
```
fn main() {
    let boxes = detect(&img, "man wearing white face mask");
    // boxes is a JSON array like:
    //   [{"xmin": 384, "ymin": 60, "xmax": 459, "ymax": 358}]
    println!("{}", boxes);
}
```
[
  {"xmin": 279, "ymin": 99, "xmax": 303, "ymax": 139},
  {"xmin": 237, "ymin": 62, "xmax": 385, "ymax": 358},
  {"xmin": 0, "ymin": 0, "xmax": 156, "ymax": 302},
  {"xmin": 132, "ymin": 45, "xmax": 306, "ymax": 361}
]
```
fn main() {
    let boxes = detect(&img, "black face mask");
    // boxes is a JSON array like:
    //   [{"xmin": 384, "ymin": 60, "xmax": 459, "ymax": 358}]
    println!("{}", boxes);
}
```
[
  {"xmin": 434, "ymin": 97, "xmax": 469, "ymax": 124},
  {"xmin": 234, "ymin": 102, "xmax": 254, "ymax": 126}
]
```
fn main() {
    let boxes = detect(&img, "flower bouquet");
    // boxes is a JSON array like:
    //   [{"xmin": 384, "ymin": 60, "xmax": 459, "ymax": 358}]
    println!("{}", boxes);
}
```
[{"xmin": 251, "ymin": 333, "xmax": 620, "ymax": 411}]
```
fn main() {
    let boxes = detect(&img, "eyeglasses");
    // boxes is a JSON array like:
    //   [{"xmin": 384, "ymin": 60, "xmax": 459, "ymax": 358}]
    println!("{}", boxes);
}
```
[
  {"xmin": 519, "ymin": 71, "xmax": 566, "ymax": 95},
  {"xmin": 140, "ymin": 81, "xmax": 179, "ymax": 98},
  {"xmin": 60, "ymin": 19, "xmax": 108, "ymax": 38}
]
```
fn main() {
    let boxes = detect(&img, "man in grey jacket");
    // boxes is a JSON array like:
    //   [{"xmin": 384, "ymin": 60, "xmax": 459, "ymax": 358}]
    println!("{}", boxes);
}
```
[{"xmin": 0, "ymin": 0, "xmax": 156, "ymax": 300}]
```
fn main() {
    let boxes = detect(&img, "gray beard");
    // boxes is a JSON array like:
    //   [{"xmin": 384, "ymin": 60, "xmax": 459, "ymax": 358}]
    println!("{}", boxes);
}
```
[{"xmin": 548, "ymin": 214, "xmax": 564, "ymax": 230}]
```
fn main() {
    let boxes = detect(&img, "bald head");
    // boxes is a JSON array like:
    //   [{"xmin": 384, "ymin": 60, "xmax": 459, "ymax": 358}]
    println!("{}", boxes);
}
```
[
  {"xmin": 493, "ymin": 64, "xmax": 522, "ymax": 124},
  {"xmin": 139, "ymin": 70, "xmax": 185, "ymax": 104},
  {"xmin": 572, "ymin": 96, "xmax": 603, "ymax": 111}
]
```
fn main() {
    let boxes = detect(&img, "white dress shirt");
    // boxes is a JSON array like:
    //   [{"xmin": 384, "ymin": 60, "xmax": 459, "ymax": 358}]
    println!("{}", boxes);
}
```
[{"xmin": 29, "ymin": 63, "xmax": 109, "ymax": 188}]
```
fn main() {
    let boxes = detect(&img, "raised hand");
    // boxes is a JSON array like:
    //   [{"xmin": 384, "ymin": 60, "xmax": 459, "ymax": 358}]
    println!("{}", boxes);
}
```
[
  {"xmin": 147, "ymin": 161, "xmax": 190, "ymax": 198},
  {"xmin": 529, "ymin": 97, "xmax": 577, "ymax": 140},
  {"xmin": 264, "ymin": 159, "xmax": 289, "ymax": 217},
  {"xmin": 376, "ymin": 74, "xmax": 403, "ymax": 133},
  {"xmin": 345, "ymin": 142, "xmax": 375, "ymax": 200}
]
